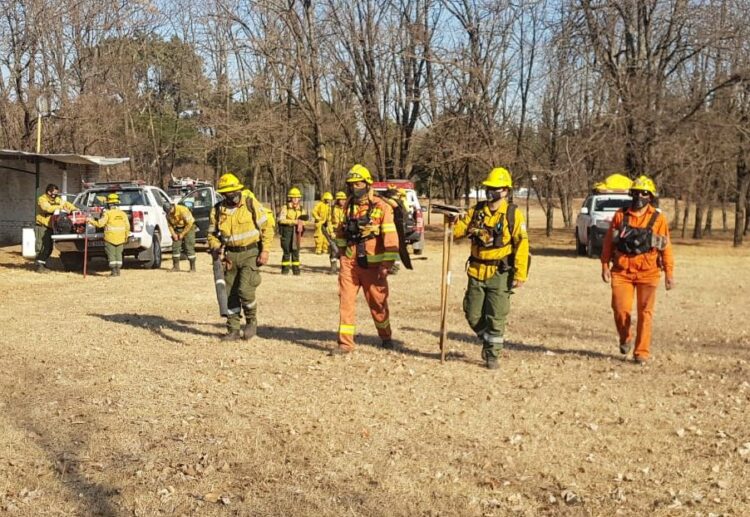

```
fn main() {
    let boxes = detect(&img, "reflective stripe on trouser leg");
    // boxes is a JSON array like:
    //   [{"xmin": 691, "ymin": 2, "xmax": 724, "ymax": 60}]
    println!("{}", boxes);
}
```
[
  {"xmin": 360, "ymin": 266, "xmax": 391, "ymax": 339},
  {"xmin": 183, "ymin": 228, "xmax": 196, "ymax": 261},
  {"xmin": 172, "ymin": 238, "xmax": 183, "ymax": 259},
  {"xmin": 338, "ymin": 257, "xmax": 360, "ymax": 351},
  {"xmin": 105, "ymin": 242, "xmax": 124, "ymax": 272}
]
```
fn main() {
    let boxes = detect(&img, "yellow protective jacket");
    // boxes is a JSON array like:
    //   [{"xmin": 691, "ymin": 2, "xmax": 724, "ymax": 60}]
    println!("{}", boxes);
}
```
[
  {"xmin": 91, "ymin": 208, "xmax": 131, "ymax": 245},
  {"xmin": 454, "ymin": 199, "xmax": 529, "ymax": 282},
  {"xmin": 312, "ymin": 201, "xmax": 331, "ymax": 226},
  {"xmin": 207, "ymin": 192, "xmax": 274, "ymax": 251},
  {"xmin": 278, "ymin": 203, "xmax": 306, "ymax": 226},
  {"xmin": 36, "ymin": 194, "xmax": 77, "ymax": 227},
  {"xmin": 329, "ymin": 204, "xmax": 345, "ymax": 234},
  {"xmin": 167, "ymin": 205, "xmax": 195, "ymax": 238}
]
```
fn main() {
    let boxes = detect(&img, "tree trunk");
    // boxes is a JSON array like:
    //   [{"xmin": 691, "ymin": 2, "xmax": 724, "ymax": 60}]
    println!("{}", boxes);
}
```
[
  {"xmin": 735, "ymin": 154, "xmax": 749, "ymax": 246},
  {"xmin": 692, "ymin": 201, "xmax": 704, "ymax": 239}
]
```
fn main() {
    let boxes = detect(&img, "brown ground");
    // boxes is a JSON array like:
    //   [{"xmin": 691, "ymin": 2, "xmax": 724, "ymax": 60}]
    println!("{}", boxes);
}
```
[{"xmin": 1, "ymin": 213, "xmax": 749, "ymax": 516}]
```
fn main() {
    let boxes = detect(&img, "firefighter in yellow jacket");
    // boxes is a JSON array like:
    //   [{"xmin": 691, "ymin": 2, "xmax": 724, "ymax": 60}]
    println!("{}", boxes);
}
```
[
  {"xmin": 326, "ymin": 191, "xmax": 347, "ymax": 274},
  {"xmin": 208, "ymin": 173, "xmax": 274, "ymax": 341},
  {"xmin": 312, "ymin": 192, "xmax": 333, "ymax": 254},
  {"xmin": 35, "ymin": 183, "xmax": 77, "ymax": 273},
  {"xmin": 277, "ymin": 187, "xmax": 307, "ymax": 275},
  {"xmin": 88, "ymin": 193, "xmax": 131, "ymax": 277},
  {"xmin": 164, "ymin": 202, "xmax": 197, "ymax": 272},
  {"xmin": 452, "ymin": 167, "xmax": 529, "ymax": 369}
]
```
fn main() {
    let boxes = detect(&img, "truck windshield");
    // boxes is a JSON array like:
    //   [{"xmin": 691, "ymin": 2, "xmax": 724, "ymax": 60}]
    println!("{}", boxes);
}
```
[
  {"xmin": 595, "ymin": 198, "xmax": 631, "ymax": 211},
  {"xmin": 81, "ymin": 189, "xmax": 146, "ymax": 207}
]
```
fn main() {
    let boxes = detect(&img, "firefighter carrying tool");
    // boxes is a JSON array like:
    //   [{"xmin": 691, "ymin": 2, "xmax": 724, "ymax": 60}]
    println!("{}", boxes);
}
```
[
  {"xmin": 164, "ymin": 201, "xmax": 197, "ymax": 272},
  {"xmin": 208, "ymin": 173, "xmax": 274, "ymax": 341},
  {"xmin": 331, "ymin": 164, "xmax": 400, "ymax": 355},
  {"xmin": 601, "ymin": 175, "xmax": 675, "ymax": 365},
  {"xmin": 450, "ymin": 167, "xmax": 529, "ymax": 370},
  {"xmin": 88, "ymin": 193, "xmax": 131, "ymax": 277},
  {"xmin": 278, "ymin": 187, "xmax": 308, "ymax": 275}
]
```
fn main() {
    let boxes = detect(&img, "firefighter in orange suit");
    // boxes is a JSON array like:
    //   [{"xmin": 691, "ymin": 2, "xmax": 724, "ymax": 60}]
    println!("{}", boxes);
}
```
[
  {"xmin": 313, "ymin": 192, "xmax": 333, "ymax": 254},
  {"xmin": 35, "ymin": 183, "xmax": 77, "ymax": 272},
  {"xmin": 331, "ymin": 164, "xmax": 400, "ymax": 354},
  {"xmin": 88, "ymin": 193, "xmax": 131, "ymax": 277},
  {"xmin": 601, "ymin": 175, "xmax": 675, "ymax": 364}
]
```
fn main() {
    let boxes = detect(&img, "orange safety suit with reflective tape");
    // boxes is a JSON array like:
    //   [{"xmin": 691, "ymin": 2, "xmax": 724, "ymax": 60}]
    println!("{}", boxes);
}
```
[
  {"xmin": 601, "ymin": 205, "xmax": 674, "ymax": 360},
  {"xmin": 334, "ymin": 192, "xmax": 399, "ymax": 351}
]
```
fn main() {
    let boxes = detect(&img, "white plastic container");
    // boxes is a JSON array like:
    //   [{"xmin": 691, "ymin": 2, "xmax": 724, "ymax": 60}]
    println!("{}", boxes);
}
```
[{"xmin": 22, "ymin": 227, "xmax": 36, "ymax": 258}]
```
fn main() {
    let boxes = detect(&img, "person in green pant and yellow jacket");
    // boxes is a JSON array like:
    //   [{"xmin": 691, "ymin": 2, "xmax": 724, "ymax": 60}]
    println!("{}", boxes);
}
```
[
  {"xmin": 277, "ymin": 187, "xmax": 307, "ymax": 275},
  {"xmin": 88, "ymin": 193, "xmax": 131, "ymax": 277},
  {"xmin": 450, "ymin": 167, "xmax": 530, "ymax": 370},
  {"xmin": 35, "ymin": 183, "xmax": 77, "ymax": 273},
  {"xmin": 164, "ymin": 202, "xmax": 197, "ymax": 272}
]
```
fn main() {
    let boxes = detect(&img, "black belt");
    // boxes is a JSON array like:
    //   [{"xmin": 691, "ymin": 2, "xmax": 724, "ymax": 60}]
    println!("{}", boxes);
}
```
[
  {"xmin": 468, "ymin": 256, "xmax": 511, "ymax": 270},
  {"xmin": 225, "ymin": 243, "xmax": 258, "ymax": 253}
]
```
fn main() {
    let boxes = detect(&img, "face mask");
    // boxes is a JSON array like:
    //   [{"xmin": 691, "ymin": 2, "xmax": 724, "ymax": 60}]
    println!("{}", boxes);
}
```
[
  {"xmin": 49, "ymin": 192, "xmax": 59, "ymax": 199},
  {"xmin": 225, "ymin": 192, "xmax": 241, "ymax": 206},
  {"xmin": 348, "ymin": 185, "xmax": 368, "ymax": 199},
  {"xmin": 486, "ymin": 189, "xmax": 505, "ymax": 202},
  {"xmin": 631, "ymin": 192, "xmax": 650, "ymax": 209}
]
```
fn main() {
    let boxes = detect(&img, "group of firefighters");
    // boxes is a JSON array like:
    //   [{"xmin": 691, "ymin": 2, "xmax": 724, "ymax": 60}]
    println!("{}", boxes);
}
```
[{"xmin": 34, "ymin": 165, "xmax": 674, "ymax": 369}]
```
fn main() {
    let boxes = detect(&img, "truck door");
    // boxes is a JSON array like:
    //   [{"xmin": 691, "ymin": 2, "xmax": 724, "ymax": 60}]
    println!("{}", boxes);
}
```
[
  {"xmin": 152, "ymin": 188, "xmax": 175, "ymax": 247},
  {"xmin": 179, "ymin": 187, "xmax": 215, "ymax": 241}
]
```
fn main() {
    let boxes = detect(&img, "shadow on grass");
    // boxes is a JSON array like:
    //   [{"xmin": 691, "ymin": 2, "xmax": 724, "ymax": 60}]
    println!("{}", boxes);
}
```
[
  {"xmin": 89, "ymin": 313, "xmax": 219, "ymax": 344},
  {"xmin": 400, "ymin": 326, "xmax": 614, "ymax": 360}
]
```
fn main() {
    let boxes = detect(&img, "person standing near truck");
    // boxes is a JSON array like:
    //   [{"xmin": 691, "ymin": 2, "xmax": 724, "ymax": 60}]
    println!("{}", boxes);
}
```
[
  {"xmin": 277, "ymin": 187, "xmax": 307, "ymax": 275},
  {"xmin": 450, "ymin": 167, "xmax": 529, "ymax": 370},
  {"xmin": 601, "ymin": 175, "xmax": 675, "ymax": 364},
  {"xmin": 164, "ymin": 202, "xmax": 197, "ymax": 272},
  {"xmin": 35, "ymin": 183, "xmax": 77, "ymax": 273},
  {"xmin": 208, "ymin": 173, "xmax": 274, "ymax": 341},
  {"xmin": 88, "ymin": 193, "xmax": 131, "ymax": 277}
]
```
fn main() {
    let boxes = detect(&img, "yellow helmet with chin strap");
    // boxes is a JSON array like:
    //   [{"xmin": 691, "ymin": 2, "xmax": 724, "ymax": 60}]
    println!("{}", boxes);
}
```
[
  {"xmin": 346, "ymin": 164, "xmax": 373, "ymax": 184},
  {"xmin": 482, "ymin": 167, "xmax": 513, "ymax": 188},
  {"xmin": 335, "ymin": 191, "xmax": 347, "ymax": 200},
  {"xmin": 217, "ymin": 172, "xmax": 244, "ymax": 193},
  {"xmin": 322, "ymin": 191, "xmax": 333, "ymax": 201},
  {"xmin": 287, "ymin": 187, "xmax": 302, "ymax": 198},
  {"xmin": 631, "ymin": 175, "xmax": 657, "ymax": 196}
]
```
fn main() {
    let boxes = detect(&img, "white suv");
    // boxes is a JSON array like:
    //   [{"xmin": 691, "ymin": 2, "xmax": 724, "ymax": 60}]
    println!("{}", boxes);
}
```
[{"xmin": 575, "ymin": 193, "xmax": 632, "ymax": 257}]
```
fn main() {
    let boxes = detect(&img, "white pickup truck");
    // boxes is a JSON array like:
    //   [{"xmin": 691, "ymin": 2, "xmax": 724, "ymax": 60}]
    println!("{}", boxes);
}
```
[
  {"xmin": 51, "ymin": 182, "xmax": 174, "ymax": 271},
  {"xmin": 575, "ymin": 192, "xmax": 632, "ymax": 258}
]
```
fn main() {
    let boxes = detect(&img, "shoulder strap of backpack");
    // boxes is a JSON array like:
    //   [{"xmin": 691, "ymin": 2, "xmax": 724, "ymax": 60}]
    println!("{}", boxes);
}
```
[
  {"xmin": 646, "ymin": 209, "xmax": 659, "ymax": 230},
  {"xmin": 506, "ymin": 203, "xmax": 517, "ymax": 249}
]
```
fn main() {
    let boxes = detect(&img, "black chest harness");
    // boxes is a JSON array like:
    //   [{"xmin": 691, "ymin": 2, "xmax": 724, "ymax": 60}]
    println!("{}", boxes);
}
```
[
  {"xmin": 344, "ymin": 200, "xmax": 378, "ymax": 267},
  {"xmin": 466, "ymin": 202, "xmax": 519, "ymax": 271},
  {"xmin": 613, "ymin": 209, "xmax": 662, "ymax": 255}
]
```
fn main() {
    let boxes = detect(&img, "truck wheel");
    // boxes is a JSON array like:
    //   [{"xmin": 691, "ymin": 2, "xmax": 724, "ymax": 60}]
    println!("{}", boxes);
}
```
[
  {"xmin": 60, "ymin": 252, "xmax": 83, "ymax": 272},
  {"xmin": 586, "ymin": 229, "xmax": 598, "ymax": 259},
  {"xmin": 142, "ymin": 231, "xmax": 162, "ymax": 269},
  {"xmin": 575, "ymin": 230, "xmax": 586, "ymax": 256}
]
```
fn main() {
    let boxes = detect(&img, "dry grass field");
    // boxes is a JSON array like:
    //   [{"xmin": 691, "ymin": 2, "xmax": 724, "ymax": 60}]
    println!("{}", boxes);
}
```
[{"xmin": 1, "ymin": 208, "xmax": 749, "ymax": 516}]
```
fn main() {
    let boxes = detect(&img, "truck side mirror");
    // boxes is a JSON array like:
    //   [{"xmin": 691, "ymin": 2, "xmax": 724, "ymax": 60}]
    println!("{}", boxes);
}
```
[{"xmin": 580, "ymin": 206, "xmax": 589, "ymax": 215}]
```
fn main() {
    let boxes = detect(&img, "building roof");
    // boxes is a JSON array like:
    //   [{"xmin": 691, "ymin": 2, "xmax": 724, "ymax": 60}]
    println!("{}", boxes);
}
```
[{"xmin": 0, "ymin": 150, "xmax": 129, "ymax": 167}]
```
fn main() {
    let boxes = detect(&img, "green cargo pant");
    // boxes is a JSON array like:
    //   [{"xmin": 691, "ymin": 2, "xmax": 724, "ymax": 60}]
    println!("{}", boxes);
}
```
[
  {"xmin": 224, "ymin": 248, "xmax": 262, "ymax": 332},
  {"xmin": 463, "ymin": 270, "xmax": 513, "ymax": 359},
  {"xmin": 172, "ymin": 227, "xmax": 196, "ymax": 261},
  {"xmin": 279, "ymin": 225, "xmax": 300, "ymax": 272},
  {"xmin": 104, "ymin": 242, "xmax": 124, "ymax": 269},
  {"xmin": 35, "ymin": 224, "xmax": 53, "ymax": 266}
]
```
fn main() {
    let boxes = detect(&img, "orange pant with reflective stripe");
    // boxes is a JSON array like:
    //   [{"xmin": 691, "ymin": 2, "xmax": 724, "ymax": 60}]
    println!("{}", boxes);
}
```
[
  {"xmin": 611, "ymin": 269, "xmax": 660, "ymax": 359},
  {"xmin": 338, "ymin": 256, "xmax": 391, "ymax": 351}
]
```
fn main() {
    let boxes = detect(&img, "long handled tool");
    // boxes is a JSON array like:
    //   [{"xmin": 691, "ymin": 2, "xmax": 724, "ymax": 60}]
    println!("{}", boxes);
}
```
[{"xmin": 439, "ymin": 218, "xmax": 455, "ymax": 363}]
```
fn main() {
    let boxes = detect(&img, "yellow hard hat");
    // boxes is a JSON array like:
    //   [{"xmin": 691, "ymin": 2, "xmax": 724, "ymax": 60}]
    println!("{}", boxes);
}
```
[
  {"xmin": 335, "ymin": 191, "xmax": 347, "ymax": 200},
  {"xmin": 631, "ymin": 175, "xmax": 657, "ymax": 196},
  {"xmin": 322, "ymin": 191, "xmax": 333, "ymax": 201},
  {"xmin": 288, "ymin": 187, "xmax": 302, "ymax": 198},
  {"xmin": 217, "ymin": 172, "xmax": 244, "ymax": 193},
  {"xmin": 346, "ymin": 164, "xmax": 373, "ymax": 184},
  {"xmin": 397, "ymin": 188, "xmax": 407, "ymax": 197},
  {"xmin": 482, "ymin": 167, "xmax": 513, "ymax": 189},
  {"xmin": 106, "ymin": 193, "xmax": 120, "ymax": 204}
]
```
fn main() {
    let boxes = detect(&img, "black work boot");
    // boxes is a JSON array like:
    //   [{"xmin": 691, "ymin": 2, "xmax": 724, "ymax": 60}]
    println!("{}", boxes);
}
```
[
  {"xmin": 619, "ymin": 340, "xmax": 633, "ymax": 355},
  {"xmin": 36, "ymin": 263, "xmax": 49, "ymax": 274},
  {"xmin": 189, "ymin": 259, "xmax": 196, "ymax": 272},
  {"xmin": 482, "ymin": 349, "xmax": 499, "ymax": 370},
  {"xmin": 242, "ymin": 321, "xmax": 257, "ymax": 341},
  {"xmin": 281, "ymin": 266, "xmax": 290, "ymax": 275},
  {"xmin": 292, "ymin": 266, "xmax": 301, "ymax": 276},
  {"xmin": 169, "ymin": 259, "xmax": 180, "ymax": 272},
  {"xmin": 221, "ymin": 330, "xmax": 242, "ymax": 342}
]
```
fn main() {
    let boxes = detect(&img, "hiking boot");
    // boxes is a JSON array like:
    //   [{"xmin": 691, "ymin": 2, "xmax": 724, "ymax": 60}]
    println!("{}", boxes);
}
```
[
  {"xmin": 168, "ymin": 259, "xmax": 180, "ymax": 272},
  {"xmin": 242, "ymin": 321, "xmax": 257, "ymax": 341},
  {"xmin": 380, "ymin": 339, "xmax": 395, "ymax": 350},
  {"xmin": 189, "ymin": 259, "xmax": 196, "ymax": 273},
  {"xmin": 634, "ymin": 355, "xmax": 649, "ymax": 365},
  {"xmin": 110, "ymin": 268, "xmax": 117, "ymax": 277},
  {"xmin": 485, "ymin": 356, "xmax": 499, "ymax": 370},
  {"xmin": 619, "ymin": 340, "xmax": 633, "ymax": 355},
  {"xmin": 328, "ymin": 347, "xmax": 351, "ymax": 356},
  {"xmin": 36, "ymin": 263, "xmax": 49, "ymax": 274},
  {"xmin": 221, "ymin": 330, "xmax": 242, "ymax": 342},
  {"xmin": 292, "ymin": 267, "xmax": 301, "ymax": 276},
  {"xmin": 281, "ymin": 267, "xmax": 290, "ymax": 275}
]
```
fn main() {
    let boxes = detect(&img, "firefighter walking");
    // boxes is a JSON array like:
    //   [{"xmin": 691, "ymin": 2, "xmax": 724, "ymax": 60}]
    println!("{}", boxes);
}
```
[
  {"xmin": 88, "ymin": 194, "xmax": 131, "ymax": 277},
  {"xmin": 165, "ymin": 202, "xmax": 197, "ymax": 272},
  {"xmin": 208, "ymin": 173, "xmax": 274, "ymax": 341},
  {"xmin": 313, "ymin": 192, "xmax": 333, "ymax": 254},
  {"xmin": 332, "ymin": 164, "xmax": 400, "ymax": 354},
  {"xmin": 35, "ymin": 183, "xmax": 77, "ymax": 273},
  {"xmin": 451, "ymin": 167, "xmax": 529, "ymax": 370},
  {"xmin": 278, "ymin": 187, "xmax": 307, "ymax": 275},
  {"xmin": 601, "ymin": 175, "xmax": 675, "ymax": 364}
]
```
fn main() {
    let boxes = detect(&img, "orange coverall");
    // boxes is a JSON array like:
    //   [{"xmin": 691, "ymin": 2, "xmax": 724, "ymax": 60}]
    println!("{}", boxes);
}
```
[
  {"xmin": 601, "ymin": 205, "xmax": 674, "ymax": 360},
  {"xmin": 334, "ymin": 192, "xmax": 400, "ymax": 351}
]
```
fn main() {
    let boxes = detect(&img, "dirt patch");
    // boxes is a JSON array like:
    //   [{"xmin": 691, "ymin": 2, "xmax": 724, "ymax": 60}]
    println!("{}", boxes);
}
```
[{"xmin": 1, "ymin": 224, "xmax": 749, "ymax": 516}]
